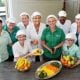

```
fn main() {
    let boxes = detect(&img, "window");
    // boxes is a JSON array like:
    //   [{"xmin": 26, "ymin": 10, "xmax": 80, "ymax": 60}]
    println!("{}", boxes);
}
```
[{"xmin": 0, "ymin": 0, "xmax": 6, "ymax": 24}]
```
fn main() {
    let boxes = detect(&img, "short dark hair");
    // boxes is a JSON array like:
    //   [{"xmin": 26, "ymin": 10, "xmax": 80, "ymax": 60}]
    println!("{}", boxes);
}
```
[{"xmin": 0, "ymin": 20, "xmax": 2, "ymax": 23}]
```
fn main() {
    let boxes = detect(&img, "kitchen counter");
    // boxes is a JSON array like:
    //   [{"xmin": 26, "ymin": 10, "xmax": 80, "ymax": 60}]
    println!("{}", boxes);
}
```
[{"xmin": 0, "ymin": 61, "xmax": 80, "ymax": 80}]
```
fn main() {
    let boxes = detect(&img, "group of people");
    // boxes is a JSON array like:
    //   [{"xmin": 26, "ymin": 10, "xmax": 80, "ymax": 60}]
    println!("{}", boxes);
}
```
[{"xmin": 0, "ymin": 10, "xmax": 80, "ymax": 68}]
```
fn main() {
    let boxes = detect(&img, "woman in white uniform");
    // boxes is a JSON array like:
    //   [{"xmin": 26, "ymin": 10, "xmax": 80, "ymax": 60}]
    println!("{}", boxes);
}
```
[
  {"xmin": 12, "ymin": 30, "xmax": 32, "ymax": 62},
  {"xmin": 17, "ymin": 12, "xmax": 31, "ymax": 32},
  {"xmin": 26, "ymin": 11, "xmax": 46, "ymax": 61},
  {"xmin": 70, "ymin": 14, "xmax": 80, "ymax": 47},
  {"xmin": 56, "ymin": 10, "xmax": 71, "ymax": 35}
]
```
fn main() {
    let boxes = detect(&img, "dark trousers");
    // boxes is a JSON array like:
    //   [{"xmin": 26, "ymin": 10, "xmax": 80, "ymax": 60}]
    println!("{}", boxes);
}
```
[
  {"xmin": 35, "ymin": 56, "xmax": 40, "ymax": 62},
  {"xmin": 7, "ymin": 56, "xmax": 14, "ymax": 61},
  {"xmin": 43, "ymin": 54, "xmax": 61, "ymax": 62}
]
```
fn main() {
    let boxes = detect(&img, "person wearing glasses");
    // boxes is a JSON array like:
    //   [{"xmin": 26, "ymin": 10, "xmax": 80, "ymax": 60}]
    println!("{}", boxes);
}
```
[
  {"xmin": 63, "ymin": 33, "xmax": 80, "ymax": 68},
  {"xmin": 3, "ymin": 17, "xmax": 19, "ymax": 61}
]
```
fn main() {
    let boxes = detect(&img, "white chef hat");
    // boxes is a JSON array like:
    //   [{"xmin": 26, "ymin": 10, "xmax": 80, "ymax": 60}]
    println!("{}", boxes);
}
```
[
  {"xmin": 31, "ymin": 11, "xmax": 41, "ymax": 19},
  {"xmin": 75, "ymin": 14, "xmax": 80, "ymax": 19},
  {"xmin": 46, "ymin": 15, "xmax": 57, "ymax": 24},
  {"xmin": 16, "ymin": 30, "xmax": 26, "ymax": 39},
  {"xmin": 6, "ymin": 17, "xmax": 15, "ymax": 23},
  {"xmin": 47, "ymin": 15, "xmax": 57, "ymax": 20},
  {"xmin": 20, "ymin": 12, "xmax": 29, "ymax": 17},
  {"xmin": 58, "ymin": 10, "xmax": 67, "ymax": 17},
  {"xmin": 66, "ymin": 33, "xmax": 77, "ymax": 42}
]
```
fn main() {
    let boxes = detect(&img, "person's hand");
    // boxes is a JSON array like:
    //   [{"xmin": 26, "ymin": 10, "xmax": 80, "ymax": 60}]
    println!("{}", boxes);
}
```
[
  {"xmin": 51, "ymin": 47, "xmax": 57, "ymax": 54},
  {"xmin": 31, "ymin": 39, "xmax": 38, "ymax": 45},
  {"xmin": 70, "ymin": 61, "xmax": 80, "ymax": 68},
  {"xmin": 69, "ymin": 64, "xmax": 77, "ymax": 68},
  {"xmin": 48, "ymin": 48, "xmax": 53, "ymax": 54}
]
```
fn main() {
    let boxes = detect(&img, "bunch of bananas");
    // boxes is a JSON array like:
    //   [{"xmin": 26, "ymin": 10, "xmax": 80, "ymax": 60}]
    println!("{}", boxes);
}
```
[{"xmin": 15, "ymin": 57, "xmax": 31, "ymax": 71}]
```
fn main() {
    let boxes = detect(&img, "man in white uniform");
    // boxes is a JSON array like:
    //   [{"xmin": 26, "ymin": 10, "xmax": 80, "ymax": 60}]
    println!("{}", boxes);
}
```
[{"xmin": 56, "ymin": 10, "xmax": 71, "ymax": 35}]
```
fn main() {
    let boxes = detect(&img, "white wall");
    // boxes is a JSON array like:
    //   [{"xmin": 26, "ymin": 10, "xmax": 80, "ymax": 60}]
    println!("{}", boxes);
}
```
[
  {"xmin": 6, "ymin": 0, "xmax": 64, "ymax": 23},
  {"xmin": 65, "ymin": 0, "xmax": 80, "ymax": 22}
]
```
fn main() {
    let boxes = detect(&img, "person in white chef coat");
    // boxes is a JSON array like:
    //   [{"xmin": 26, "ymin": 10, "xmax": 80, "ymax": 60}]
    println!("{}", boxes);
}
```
[
  {"xmin": 12, "ymin": 30, "xmax": 32, "ymax": 62},
  {"xmin": 17, "ymin": 12, "xmax": 31, "ymax": 32},
  {"xmin": 70, "ymin": 14, "xmax": 80, "ymax": 47},
  {"xmin": 26, "ymin": 11, "xmax": 46, "ymax": 62},
  {"xmin": 56, "ymin": 10, "xmax": 71, "ymax": 35}
]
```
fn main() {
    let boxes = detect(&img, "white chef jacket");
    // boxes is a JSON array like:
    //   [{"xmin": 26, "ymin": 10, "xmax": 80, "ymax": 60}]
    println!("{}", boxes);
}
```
[
  {"xmin": 26, "ymin": 23, "xmax": 46, "ymax": 49},
  {"xmin": 70, "ymin": 22, "xmax": 77, "ymax": 34},
  {"xmin": 12, "ymin": 40, "xmax": 32, "ymax": 62},
  {"xmin": 56, "ymin": 19, "xmax": 71, "ymax": 35},
  {"xmin": 17, "ymin": 21, "xmax": 31, "ymax": 32},
  {"xmin": 70, "ymin": 22, "xmax": 80, "ymax": 47}
]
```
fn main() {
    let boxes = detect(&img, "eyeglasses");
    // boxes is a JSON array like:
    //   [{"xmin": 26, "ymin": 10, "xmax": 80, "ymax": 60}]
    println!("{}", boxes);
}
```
[{"xmin": 66, "ymin": 39, "xmax": 74, "ymax": 41}]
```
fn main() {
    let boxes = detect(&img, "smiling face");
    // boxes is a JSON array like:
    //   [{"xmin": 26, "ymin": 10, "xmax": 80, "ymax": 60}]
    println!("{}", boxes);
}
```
[
  {"xmin": 47, "ymin": 17, "xmax": 57, "ymax": 29},
  {"xmin": 7, "ymin": 22, "xmax": 15, "ymax": 30},
  {"xmin": 59, "ymin": 16, "xmax": 66, "ymax": 24},
  {"xmin": 21, "ymin": 15, "xmax": 29, "ymax": 26},
  {"xmin": 32, "ymin": 15, "xmax": 41, "ymax": 26},
  {"xmin": 75, "ymin": 18, "xmax": 80, "ymax": 26},
  {"xmin": 65, "ymin": 38, "xmax": 74, "ymax": 47},
  {"xmin": 17, "ymin": 35, "xmax": 26, "ymax": 43}
]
